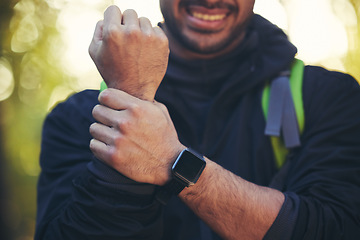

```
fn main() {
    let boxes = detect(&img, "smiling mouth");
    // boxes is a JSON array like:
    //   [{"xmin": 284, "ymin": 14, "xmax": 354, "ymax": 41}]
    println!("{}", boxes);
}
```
[
  {"xmin": 181, "ymin": 0, "xmax": 236, "ymax": 22},
  {"xmin": 191, "ymin": 12, "xmax": 227, "ymax": 21}
]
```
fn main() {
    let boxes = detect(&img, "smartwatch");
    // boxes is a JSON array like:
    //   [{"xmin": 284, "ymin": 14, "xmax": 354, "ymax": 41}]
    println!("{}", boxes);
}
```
[{"xmin": 156, "ymin": 148, "xmax": 206, "ymax": 205}]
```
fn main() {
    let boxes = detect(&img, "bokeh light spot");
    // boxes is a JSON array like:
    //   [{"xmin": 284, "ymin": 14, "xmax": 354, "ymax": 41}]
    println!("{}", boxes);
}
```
[
  {"xmin": 287, "ymin": 0, "xmax": 348, "ymax": 64},
  {"xmin": 11, "ymin": 15, "xmax": 41, "ymax": 53},
  {"xmin": 0, "ymin": 58, "xmax": 15, "ymax": 101},
  {"xmin": 332, "ymin": 0, "xmax": 358, "ymax": 27},
  {"xmin": 114, "ymin": 0, "xmax": 163, "ymax": 25},
  {"xmin": 20, "ymin": 56, "xmax": 42, "ymax": 91},
  {"xmin": 254, "ymin": 0, "xmax": 288, "ymax": 31}
]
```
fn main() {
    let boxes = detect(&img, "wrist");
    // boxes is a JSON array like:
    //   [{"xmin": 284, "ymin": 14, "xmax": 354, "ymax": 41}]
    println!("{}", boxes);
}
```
[
  {"xmin": 100, "ymin": 81, "xmax": 157, "ymax": 102},
  {"xmin": 156, "ymin": 148, "xmax": 206, "ymax": 204},
  {"xmin": 160, "ymin": 144, "xmax": 186, "ymax": 185}
]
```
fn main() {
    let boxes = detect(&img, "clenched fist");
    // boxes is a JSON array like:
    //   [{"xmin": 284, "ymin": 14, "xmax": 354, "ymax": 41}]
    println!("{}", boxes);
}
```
[{"xmin": 89, "ymin": 5, "xmax": 169, "ymax": 101}]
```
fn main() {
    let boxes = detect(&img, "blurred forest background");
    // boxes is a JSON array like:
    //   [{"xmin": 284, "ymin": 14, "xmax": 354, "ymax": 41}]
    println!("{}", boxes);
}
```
[{"xmin": 0, "ymin": 0, "xmax": 359, "ymax": 239}]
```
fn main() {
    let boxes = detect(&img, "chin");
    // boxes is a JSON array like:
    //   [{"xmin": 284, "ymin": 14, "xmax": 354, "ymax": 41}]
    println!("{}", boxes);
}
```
[{"xmin": 180, "ymin": 32, "xmax": 238, "ymax": 55}]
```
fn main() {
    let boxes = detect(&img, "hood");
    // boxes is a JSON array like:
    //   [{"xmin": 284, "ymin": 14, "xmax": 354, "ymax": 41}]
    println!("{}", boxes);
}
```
[{"xmin": 163, "ymin": 14, "xmax": 297, "ymax": 98}]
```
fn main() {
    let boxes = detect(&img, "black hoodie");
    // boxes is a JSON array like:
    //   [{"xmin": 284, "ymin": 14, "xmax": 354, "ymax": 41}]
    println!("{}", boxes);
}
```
[{"xmin": 35, "ymin": 15, "xmax": 360, "ymax": 240}]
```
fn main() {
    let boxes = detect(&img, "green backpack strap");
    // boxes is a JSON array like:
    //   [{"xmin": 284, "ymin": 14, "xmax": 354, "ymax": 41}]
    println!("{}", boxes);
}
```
[
  {"xmin": 100, "ymin": 81, "xmax": 108, "ymax": 92},
  {"xmin": 262, "ymin": 59, "xmax": 305, "ymax": 168}
]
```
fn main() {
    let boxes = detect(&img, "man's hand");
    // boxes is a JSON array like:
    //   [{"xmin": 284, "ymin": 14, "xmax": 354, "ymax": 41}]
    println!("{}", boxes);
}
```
[
  {"xmin": 89, "ymin": 88, "xmax": 184, "ymax": 185},
  {"xmin": 88, "ymin": 5, "xmax": 169, "ymax": 101}
]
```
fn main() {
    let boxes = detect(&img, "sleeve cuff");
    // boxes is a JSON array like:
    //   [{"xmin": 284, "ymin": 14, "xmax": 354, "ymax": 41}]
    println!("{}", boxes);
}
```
[
  {"xmin": 263, "ymin": 192, "xmax": 300, "ymax": 240},
  {"xmin": 87, "ymin": 158, "xmax": 156, "ymax": 195}
]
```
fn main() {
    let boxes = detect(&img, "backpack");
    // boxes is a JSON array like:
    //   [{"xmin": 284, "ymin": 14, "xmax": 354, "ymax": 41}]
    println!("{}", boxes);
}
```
[{"xmin": 262, "ymin": 59, "xmax": 305, "ymax": 168}]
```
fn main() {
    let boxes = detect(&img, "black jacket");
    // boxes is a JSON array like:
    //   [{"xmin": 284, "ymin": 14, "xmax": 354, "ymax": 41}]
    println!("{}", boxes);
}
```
[{"xmin": 35, "ymin": 15, "xmax": 360, "ymax": 239}]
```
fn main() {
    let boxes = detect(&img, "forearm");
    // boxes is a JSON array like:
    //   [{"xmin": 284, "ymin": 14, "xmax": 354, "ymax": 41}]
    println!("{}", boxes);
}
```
[{"xmin": 179, "ymin": 158, "xmax": 284, "ymax": 240}]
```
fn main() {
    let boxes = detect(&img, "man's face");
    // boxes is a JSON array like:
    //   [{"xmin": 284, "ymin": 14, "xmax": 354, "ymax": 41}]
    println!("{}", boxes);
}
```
[{"xmin": 160, "ymin": 0, "xmax": 255, "ymax": 56}]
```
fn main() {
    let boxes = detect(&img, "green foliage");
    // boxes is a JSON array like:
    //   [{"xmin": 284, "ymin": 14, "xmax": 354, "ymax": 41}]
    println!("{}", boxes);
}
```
[{"xmin": 0, "ymin": 0, "xmax": 75, "ymax": 239}]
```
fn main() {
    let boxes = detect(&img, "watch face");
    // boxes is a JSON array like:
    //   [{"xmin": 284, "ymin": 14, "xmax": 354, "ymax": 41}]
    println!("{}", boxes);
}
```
[{"xmin": 172, "ymin": 149, "xmax": 206, "ymax": 185}]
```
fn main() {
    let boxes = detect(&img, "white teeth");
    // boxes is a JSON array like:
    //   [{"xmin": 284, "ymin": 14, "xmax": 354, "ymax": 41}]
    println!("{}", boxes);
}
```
[{"xmin": 192, "ymin": 12, "xmax": 226, "ymax": 21}]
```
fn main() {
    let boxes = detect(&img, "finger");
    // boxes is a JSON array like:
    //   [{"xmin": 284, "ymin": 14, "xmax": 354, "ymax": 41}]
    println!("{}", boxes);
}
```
[
  {"xmin": 98, "ymin": 88, "xmax": 141, "ymax": 110},
  {"xmin": 90, "ymin": 138, "xmax": 112, "ymax": 162},
  {"xmin": 92, "ymin": 104, "xmax": 121, "ymax": 127},
  {"xmin": 103, "ymin": 5, "xmax": 122, "ymax": 35},
  {"xmin": 121, "ymin": 9, "xmax": 139, "ymax": 27},
  {"xmin": 93, "ymin": 20, "xmax": 104, "ymax": 43},
  {"xmin": 88, "ymin": 20, "xmax": 103, "ymax": 58},
  {"xmin": 89, "ymin": 122, "xmax": 118, "ymax": 146},
  {"xmin": 139, "ymin": 17, "xmax": 154, "ymax": 35},
  {"xmin": 153, "ymin": 25, "xmax": 167, "ymax": 37}
]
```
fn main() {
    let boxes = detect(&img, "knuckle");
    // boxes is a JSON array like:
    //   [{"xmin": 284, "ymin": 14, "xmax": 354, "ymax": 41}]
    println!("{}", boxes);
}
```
[
  {"xmin": 108, "ymin": 148, "xmax": 119, "ymax": 165},
  {"xmin": 125, "ymin": 27, "xmax": 141, "ymax": 40},
  {"xmin": 143, "ymin": 32, "xmax": 155, "ymax": 41},
  {"xmin": 128, "ymin": 102, "xmax": 143, "ymax": 116},
  {"xmin": 124, "ymin": 9, "xmax": 137, "ymax": 16},
  {"xmin": 98, "ymin": 89, "xmax": 110, "ymax": 103},
  {"xmin": 116, "ymin": 118, "xmax": 132, "ymax": 132},
  {"xmin": 108, "ymin": 147, "xmax": 125, "ymax": 169},
  {"xmin": 139, "ymin": 16, "xmax": 150, "ymax": 23},
  {"xmin": 113, "ymin": 135, "xmax": 124, "ymax": 148},
  {"xmin": 104, "ymin": 24, "xmax": 120, "ymax": 42}
]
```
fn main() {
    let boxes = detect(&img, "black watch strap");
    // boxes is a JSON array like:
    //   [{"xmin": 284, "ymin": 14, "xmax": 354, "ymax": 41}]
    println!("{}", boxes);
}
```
[
  {"xmin": 155, "ymin": 148, "xmax": 206, "ymax": 205},
  {"xmin": 155, "ymin": 179, "xmax": 186, "ymax": 205}
]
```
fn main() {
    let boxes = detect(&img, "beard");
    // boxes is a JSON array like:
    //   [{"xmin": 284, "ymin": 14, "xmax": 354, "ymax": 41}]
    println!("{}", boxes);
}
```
[
  {"xmin": 163, "ymin": 17, "xmax": 250, "ymax": 55},
  {"xmin": 161, "ymin": 0, "xmax": 251, "ymax": 55},
  {"xmin": 170, "ymin": 24, "xmax": 247, "ymax": 54}
]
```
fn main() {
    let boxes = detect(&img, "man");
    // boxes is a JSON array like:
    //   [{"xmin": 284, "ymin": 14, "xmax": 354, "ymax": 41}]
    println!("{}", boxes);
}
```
[{"xmin": 35, "ymin": 0, "xmax": 360, "ymax": 239}]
